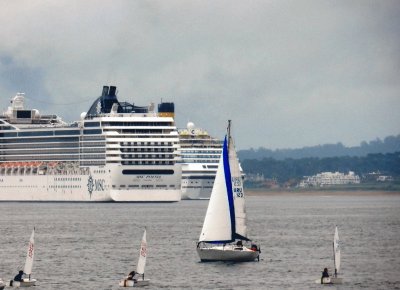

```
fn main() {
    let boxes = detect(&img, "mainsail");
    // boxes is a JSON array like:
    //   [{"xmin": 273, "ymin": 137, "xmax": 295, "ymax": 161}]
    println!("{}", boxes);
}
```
[
  {"xmin": 23, "ymin": 228, "xmax": 35, "ymax": 276},
  {"xmin": 136, "ymin": 229, "xmax": 147, "ymax": 275},
  {"xmin": 333, "ymin": 226, "xmax": 340, "ymax": 275}
]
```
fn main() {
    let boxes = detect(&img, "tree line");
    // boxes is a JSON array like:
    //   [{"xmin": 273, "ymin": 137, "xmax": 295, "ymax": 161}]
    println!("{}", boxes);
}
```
[{"xmin": 241, "ymin": 151, "xmax": 400, "ymax": 186}]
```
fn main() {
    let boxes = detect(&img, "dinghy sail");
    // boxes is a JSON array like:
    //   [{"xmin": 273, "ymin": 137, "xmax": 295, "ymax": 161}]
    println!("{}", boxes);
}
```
[
  {"xmin": 333, "ymin": 226, "xmax": 340, "ymax": 277},
  {"xmin": 24, "ymin": 228, "xmax": 35, "ymax": 280},
  {"xmin": 197, "ymin": 120, "xmax": 260, "ymax": 262},
  {"xmin": 136, "ymin": 229, "xmax": 147, "ymax": 279}
]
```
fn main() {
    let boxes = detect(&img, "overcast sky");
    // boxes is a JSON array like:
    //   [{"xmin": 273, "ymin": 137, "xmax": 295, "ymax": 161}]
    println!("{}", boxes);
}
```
[{"xmin": 0, "ymin": 1, "xmax": 399, "ymax": 149}]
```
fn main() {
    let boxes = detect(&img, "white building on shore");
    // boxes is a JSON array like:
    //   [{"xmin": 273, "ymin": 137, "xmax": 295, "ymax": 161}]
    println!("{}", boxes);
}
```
[{"xmin": 299, "ymin": 171, "xmax": 360, "ymax": 187}]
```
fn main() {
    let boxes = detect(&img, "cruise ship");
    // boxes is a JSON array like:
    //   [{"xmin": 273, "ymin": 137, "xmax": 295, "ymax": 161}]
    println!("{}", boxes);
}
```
[
  {"xmin": 178, "ymin": 122, "xmax": 223, "ymax": 199},
  {"xmin": 0, "ymin": 86, "xmax": 181, "ymax": 202}
]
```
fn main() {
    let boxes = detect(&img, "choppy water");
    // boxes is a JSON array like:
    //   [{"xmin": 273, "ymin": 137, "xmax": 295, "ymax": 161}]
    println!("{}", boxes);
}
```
[{"xmin": 1, "ymin": 194, "xmax": 400, "ymax": 289}]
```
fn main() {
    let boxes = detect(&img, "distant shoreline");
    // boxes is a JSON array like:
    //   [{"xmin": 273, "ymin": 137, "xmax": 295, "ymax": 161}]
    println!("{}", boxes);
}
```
[{"xmin": 246, "ymin": 189, "xmax": 400, "ymax": 196}]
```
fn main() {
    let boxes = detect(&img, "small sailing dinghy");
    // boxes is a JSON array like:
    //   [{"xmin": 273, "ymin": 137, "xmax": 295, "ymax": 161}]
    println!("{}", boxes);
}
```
[
  {"xmin": 319, "ymin": 226, "xmax": 343, "ymax": 284},
  {"xmin": 10, "ymin": 228, "xmax": 37, "ymax": 287},
  {"xmin": 197, "ymin": 120, "xmax": 260, "ymax": 262},
  {"xmin": 119, "ymin": 228, "xmax": 150, "ymax": 287}
]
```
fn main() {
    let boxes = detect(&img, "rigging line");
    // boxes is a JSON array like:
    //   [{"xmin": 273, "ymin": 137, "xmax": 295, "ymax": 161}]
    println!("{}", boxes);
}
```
[{"xmin": 23, "ymin": 95, "xmax": 94, "ymax": 106}]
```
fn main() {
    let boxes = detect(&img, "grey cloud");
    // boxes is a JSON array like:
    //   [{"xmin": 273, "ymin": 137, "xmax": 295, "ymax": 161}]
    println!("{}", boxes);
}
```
[{"xmin": 0, "ymin": 0, "xmax": 399, "ymax": 149}]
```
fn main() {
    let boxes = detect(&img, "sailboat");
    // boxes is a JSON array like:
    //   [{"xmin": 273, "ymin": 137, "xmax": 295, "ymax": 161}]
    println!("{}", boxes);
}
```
[
  {"xmin": 10, "ymin": 228, "xmax": 37, "ymax": 287},
  {"xmin": 320, "ymin": 226, "xmax": 343, "ymax": 284},
  {"xmin": 196, "ymin": 120, "xmax": 260, "ymax": 262},
  {"xmin": 119, "ymin": 228, "xmax": 150, "ymax": 287}
]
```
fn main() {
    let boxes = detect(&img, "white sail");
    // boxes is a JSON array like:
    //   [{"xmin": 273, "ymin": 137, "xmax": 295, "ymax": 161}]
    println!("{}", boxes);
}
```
[
  {"xmin": 136, "ymin": 229, "xmax": 147, "ymax": 275},
  {"xmin": 333, "ymin": 226, "xmax": 340, "ymax": 275},
  {"xmin": 228, "ymin": 133, "xmax": 247, "ymax": 239},
  {"xmin": 23, "ymin": 228, "xmax": 35, "ymax": 276},
  {"xmin": 198, "ymin": 141, "xmax": 232, "ymax": 242}
]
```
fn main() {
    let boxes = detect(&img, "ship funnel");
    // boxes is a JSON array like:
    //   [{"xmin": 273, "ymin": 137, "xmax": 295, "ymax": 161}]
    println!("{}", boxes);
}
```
[
  {"xmin": 109, "ymin": 86, "xmax": 117, "ymax": 96},
  {"xmin": 158, "ymin": 102, "xmax": 175, "ymax": 118},
  {"xmin": 102, "ymin": 86, "xmax": 109, "ymax": 97}
]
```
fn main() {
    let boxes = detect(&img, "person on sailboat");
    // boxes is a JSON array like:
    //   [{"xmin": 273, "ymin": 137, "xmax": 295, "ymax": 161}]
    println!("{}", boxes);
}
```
[
  {"xmin": 321, "ymin": 267, "xmax": 329, "ymax": 283},
  {"xmin": 13, "ymin": 270, "xmax": 24, "ymax": 282},
  {"xmin": 127, "ymin": 270, "xmax": 138, "ymax": 282},
  {"xmin": 251, "ymin": 244, "xmax": 259, "ymax": 252}
]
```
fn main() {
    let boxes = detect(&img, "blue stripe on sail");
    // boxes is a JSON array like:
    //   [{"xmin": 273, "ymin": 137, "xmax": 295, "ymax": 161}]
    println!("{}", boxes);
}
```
[{"xmin": 223, "ymin": 136, "xmax": 236, "ymax": 241}]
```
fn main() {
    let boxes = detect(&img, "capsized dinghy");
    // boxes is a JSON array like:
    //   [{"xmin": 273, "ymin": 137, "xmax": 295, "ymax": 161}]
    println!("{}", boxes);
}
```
[
  {"xmin": 197, "ymin": 120, "xmax": 260, "ymax": 262},
  {"xmin": 119, "ymin": 228, "xmax": 150, "ymax": 287}
]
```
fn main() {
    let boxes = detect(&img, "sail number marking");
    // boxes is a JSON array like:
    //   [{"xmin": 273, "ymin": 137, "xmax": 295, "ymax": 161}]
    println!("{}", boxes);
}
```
[
  {"xmin": 232, "ymin": 177, "xmax": 243, "ymax": 198},
  {"xmin": 140, "ymin": 243, "xmax": 147, "ymax": 257},
  {"xmin": 28, "ymin": 242, "xmax": 34, "ymax": 258}
]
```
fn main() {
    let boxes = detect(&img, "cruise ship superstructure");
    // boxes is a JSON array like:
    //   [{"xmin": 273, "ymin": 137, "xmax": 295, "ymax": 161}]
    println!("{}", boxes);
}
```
[
  {"xmin": 179, "ymin": 122, "xmax": 222, "ymax": 199},
  {"xmin": 0, "ymin": 86, "xmax": 181, "ymax": 202}
]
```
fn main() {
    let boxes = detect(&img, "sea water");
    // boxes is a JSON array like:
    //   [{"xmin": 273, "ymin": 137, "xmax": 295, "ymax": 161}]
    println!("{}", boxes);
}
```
[{"xmin": 0, "ymin": 194, "xmax": 399, "ymax": 289}]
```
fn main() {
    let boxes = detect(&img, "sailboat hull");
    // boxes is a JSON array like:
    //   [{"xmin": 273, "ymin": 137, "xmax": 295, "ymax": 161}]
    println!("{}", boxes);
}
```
[
  {"xmin": 317, "ymin": 277, "xmax": 343, "ymax": 284},
  {"xmin": 197, "ymin": 245, "xmax": 259, "ymax": 262},
  {"xmin": 9, "ymin": 279, "xmax": 37, "ymax": 287},
  {"xmin": 119, "ymin": 278, "xmax": 150, "ymax": 287},
  {"xmin": 329, "ymin": 277, "xmax": 343, "ymax": 284}
]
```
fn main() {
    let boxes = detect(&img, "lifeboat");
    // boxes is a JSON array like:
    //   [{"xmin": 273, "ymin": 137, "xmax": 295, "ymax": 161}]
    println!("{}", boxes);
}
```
[{"xmin": 48, "ymin": 162, "xmax": 58, "ymax": 167}]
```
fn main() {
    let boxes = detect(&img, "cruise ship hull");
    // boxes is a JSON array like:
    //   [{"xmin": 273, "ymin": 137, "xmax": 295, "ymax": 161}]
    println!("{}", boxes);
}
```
[
  {"xmin": 109, "ymin": 164, "xmax": 182, "ymax": 202},
  {"xmin": 0, "ymin": 164, "xmax": 181, "ymax": 202},
  {"xmin": 110, "ymin": 189, "xmax": 181, "ymax": 202},
  {"xmin": 0, "ymin": 173, "xmax": 111, "ymax": 202},
  {"xmin": 180, "ymin": 163, "xmax": 216, "ymax": 200},
  {"xmin": 181, "ymin": 178, "xmax": 214, "ymax": 200}
]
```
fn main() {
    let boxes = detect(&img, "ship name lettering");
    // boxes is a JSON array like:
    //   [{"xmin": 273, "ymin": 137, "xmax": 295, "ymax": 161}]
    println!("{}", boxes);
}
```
[
  {"xmin": 94, "ymin": 179, "xmax": 105, "ymax": 191},
  {"xmin": 146, "ymin": 175, "xmax": 161, "ymax": 179}
]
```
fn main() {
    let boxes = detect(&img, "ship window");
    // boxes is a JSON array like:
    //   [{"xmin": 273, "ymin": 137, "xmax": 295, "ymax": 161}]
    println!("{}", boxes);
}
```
[
  {"xmin": 84, "ymin": 122, "xmax": 100, "ymax": 127},
  {"xmin": 0, "ymin": 126, "xmax": 14, "ymax": 130},
  {"xmin": 55, "ymin": 130, "xmax": 80, "ymax": 135},
  {"xmin": 122, "ymin": 169, "xmax": 174, "ymax": 175},
  {"xmin": 18, "ymin": 131, "xmax": 53, "ymax": 137},
  {"xmin": 83, "ymin": 129, "xmax": 102, "ymax": 135},
  {"xmin": 16, "ymin": 110, "xmax": 32, "ymax": 118},
  {"xmin": 0, "ymin": 132, "xmax": 17, "ymax": 137}
]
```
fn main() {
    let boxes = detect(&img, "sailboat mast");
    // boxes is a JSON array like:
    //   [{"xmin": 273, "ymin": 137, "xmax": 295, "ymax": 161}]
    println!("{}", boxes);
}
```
[
  {"xmin": 333, "ymin": 240, "xmax": 336, "ymax": 277},
  {"xmin": 227, "ymin": 120, "xmax": 231, "ymax": 149}
]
